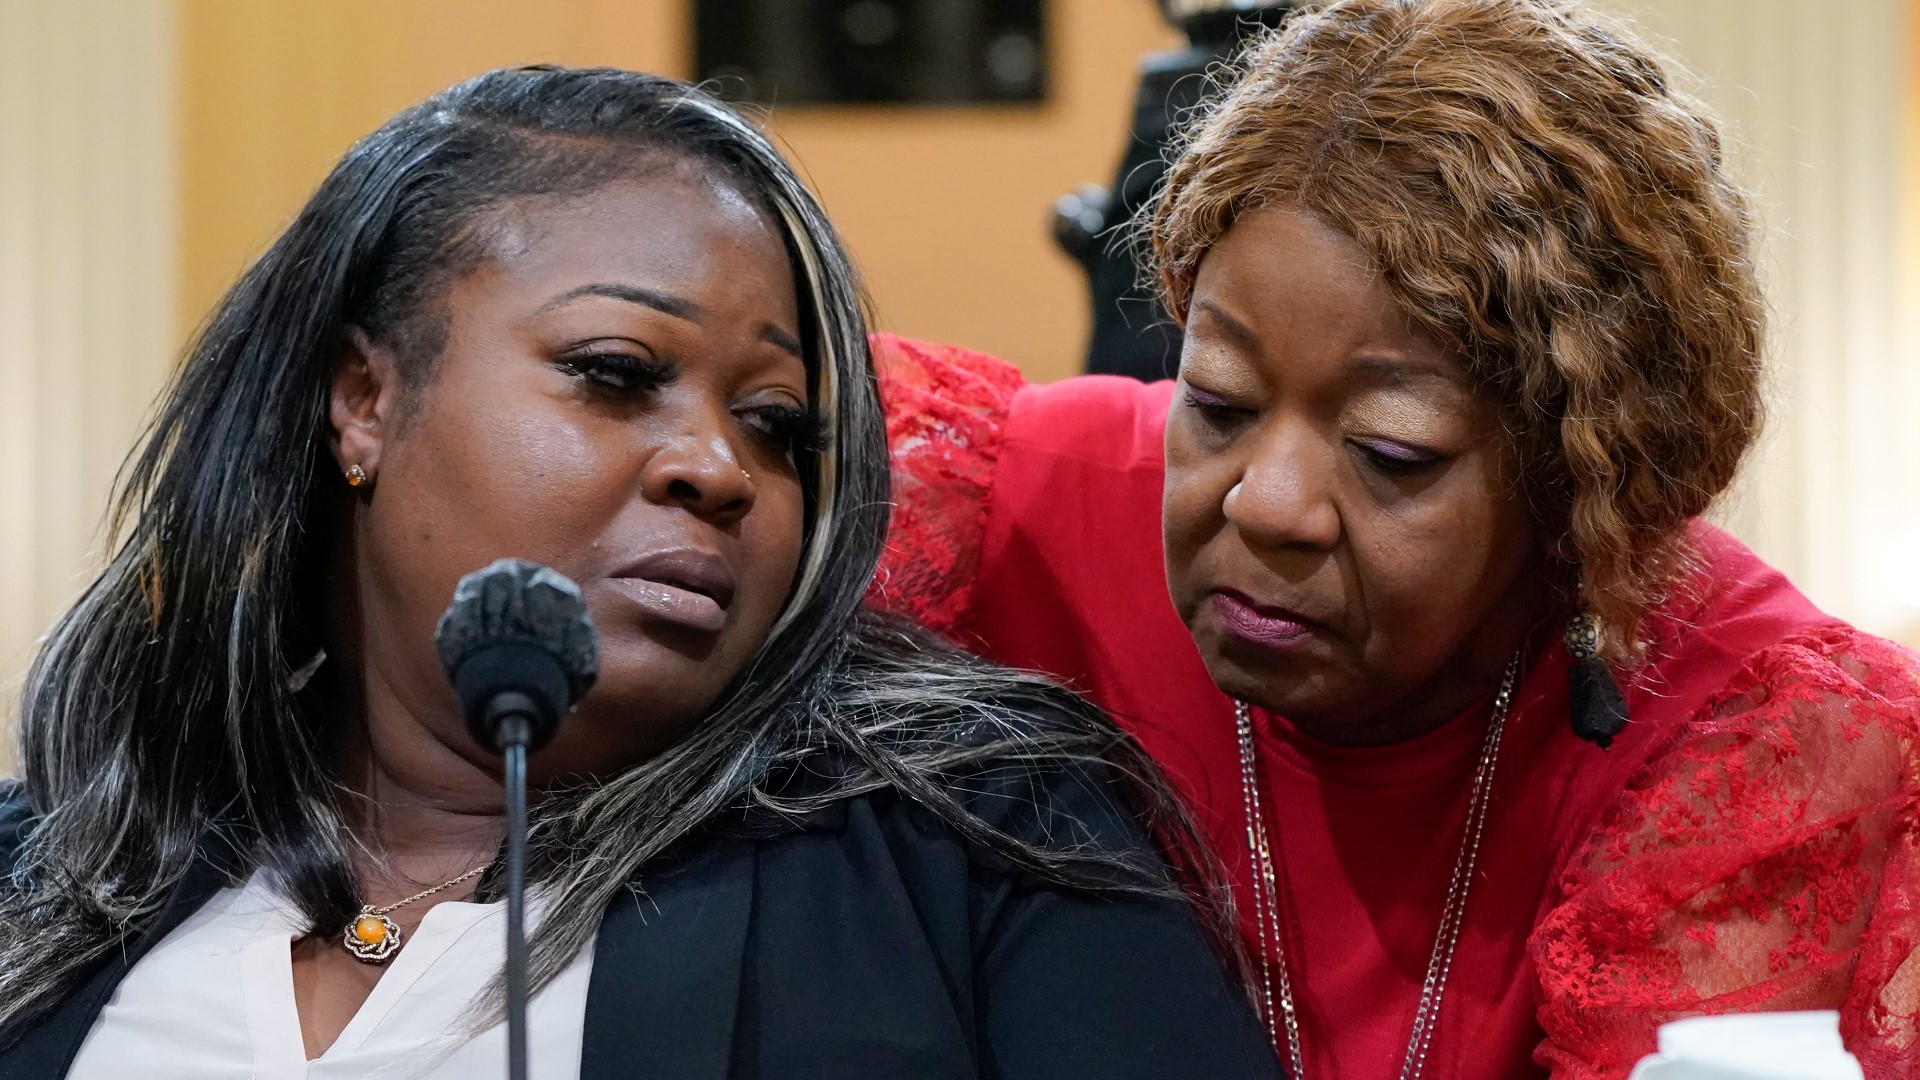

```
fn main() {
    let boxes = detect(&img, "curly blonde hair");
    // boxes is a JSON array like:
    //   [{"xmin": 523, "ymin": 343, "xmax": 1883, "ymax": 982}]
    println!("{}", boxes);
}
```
[{"xmin": 1152, "ymin": 0, "xmax": 1765, "ymax": 662}]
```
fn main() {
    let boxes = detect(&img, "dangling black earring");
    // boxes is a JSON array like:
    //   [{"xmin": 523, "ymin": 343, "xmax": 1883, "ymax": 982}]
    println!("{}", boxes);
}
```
[{"xmin": 1565, "ymin": 609, "xmax": 1628, "ymax": 748}]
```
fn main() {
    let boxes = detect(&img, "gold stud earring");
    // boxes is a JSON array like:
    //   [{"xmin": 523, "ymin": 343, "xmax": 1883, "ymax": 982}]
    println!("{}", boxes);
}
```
[{"xmin": 345, "ymin": 464, "xmax": 369, "ymax": 487}]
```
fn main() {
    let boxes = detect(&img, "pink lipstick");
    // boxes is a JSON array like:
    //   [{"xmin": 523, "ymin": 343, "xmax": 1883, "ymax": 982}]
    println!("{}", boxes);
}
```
[
  {"xmin": 608, "ymin": 548, "xmax": 735, "ymax": 634},
  {"xmin": 1211, "ymin": 590, "xmax": 1321, "ymax": 650}
]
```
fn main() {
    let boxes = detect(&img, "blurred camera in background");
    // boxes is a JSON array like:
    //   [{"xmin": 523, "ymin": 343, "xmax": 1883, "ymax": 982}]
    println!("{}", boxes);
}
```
[{"xmin": 1054, "ymin": 0, "xmax": 1296, "ymax": 381}]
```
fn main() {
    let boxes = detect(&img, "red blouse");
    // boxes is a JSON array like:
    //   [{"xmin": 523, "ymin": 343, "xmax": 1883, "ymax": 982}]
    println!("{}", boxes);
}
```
[{"xmin": 867, "ymin": 334, "xmax": 1920, "ymax": 1079}]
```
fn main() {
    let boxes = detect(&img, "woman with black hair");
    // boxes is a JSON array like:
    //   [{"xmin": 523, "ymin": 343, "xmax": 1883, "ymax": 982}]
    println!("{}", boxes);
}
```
[{"xmin": 0, "ymin": 67, "xmax": 1277, "ymax": 1080}]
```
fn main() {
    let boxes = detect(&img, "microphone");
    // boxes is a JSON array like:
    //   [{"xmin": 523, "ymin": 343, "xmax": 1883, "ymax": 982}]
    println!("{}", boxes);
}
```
[
  {"xmin": 433, "ymin": 558, "xmax": 599, "ymax": 1080},
  {"xmin": 435, "ymin": 558, "xmax": 599, "ymax": 752}
]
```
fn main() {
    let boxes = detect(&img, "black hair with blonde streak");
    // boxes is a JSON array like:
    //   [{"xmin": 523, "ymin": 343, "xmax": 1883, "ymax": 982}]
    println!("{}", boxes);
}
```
[{"xmin": 0, "ymin": 67, "xmax": 1228, "ymax": 1038}]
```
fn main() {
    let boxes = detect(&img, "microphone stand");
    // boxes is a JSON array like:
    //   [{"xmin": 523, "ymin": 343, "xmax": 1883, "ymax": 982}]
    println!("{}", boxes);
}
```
[
  {"xmin": 486, "ymin": 694, "xmax": 540, "ymax": 1080},
  {"xmin": 436, "ymin": 557, "xmax": 601, "ymax": 1080}
]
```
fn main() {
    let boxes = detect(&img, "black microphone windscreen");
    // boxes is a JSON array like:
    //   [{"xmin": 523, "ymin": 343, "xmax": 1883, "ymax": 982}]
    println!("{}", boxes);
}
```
[{"xmin": 434, "ymin": 559, "xmax": 599, "ymax": 750}]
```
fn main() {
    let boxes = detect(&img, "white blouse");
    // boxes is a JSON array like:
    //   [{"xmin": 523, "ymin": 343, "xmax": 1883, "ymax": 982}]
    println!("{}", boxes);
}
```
[{"xmin": 67, "ymin": 874, "xmax": 596, "ymax": 1080}]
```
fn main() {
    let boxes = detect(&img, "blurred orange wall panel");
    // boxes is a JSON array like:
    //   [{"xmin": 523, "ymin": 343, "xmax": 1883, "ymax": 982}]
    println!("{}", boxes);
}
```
[
  {"xmin": 177, "ymin": 0, "xmax": 689, "ymax": 339},
  {"xmin": 178, "ymin": 0, "xmax": 1178, "ymax": 382}
]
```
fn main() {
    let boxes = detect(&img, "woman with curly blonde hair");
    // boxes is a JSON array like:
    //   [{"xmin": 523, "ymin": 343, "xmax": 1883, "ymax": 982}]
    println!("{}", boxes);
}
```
[{"xmin": 869, "ymin": 0, "xmax": 1920, "ymax": 1075}]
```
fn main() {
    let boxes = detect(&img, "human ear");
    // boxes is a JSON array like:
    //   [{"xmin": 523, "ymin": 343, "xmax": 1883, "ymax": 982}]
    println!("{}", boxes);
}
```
[{"xmin": 328, "ymin": 326, "xmax": 404, "ymax": 485}]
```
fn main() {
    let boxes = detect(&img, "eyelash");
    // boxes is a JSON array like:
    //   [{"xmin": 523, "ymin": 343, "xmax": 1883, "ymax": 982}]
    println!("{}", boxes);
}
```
[
  {"xmin": 737, "ymin": 403, "xmax": 829, "ymax": 454},
  {"xmin": 557, "ymin": 349, "xmax": 673, "ymax": 393},
  {"xmin": 1186, "ymin": 388, "xmax": 1442, "ymax": 476},
  {"xmin": 1353, "ymin": 440, "xmax": 1442, "ymax": 476},
  {"xmin": 558, "ymin": 348, "xmax": 825, "ymax": 453},
  {"xmin": 1183, "ymin": 388, "xmax": 1248, "ymax": 432}
]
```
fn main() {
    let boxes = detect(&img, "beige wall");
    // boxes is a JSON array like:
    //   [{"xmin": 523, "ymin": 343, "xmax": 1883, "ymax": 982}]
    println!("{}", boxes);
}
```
[
  {"xmin": 178, "ymin": 0, "xmax": 687, "ymax": 338},
  {"xmin": 0, "ymin": 1, "xmax": 177, "ymax": 767},
  {"xmin": 1591, "ymin": 0, "xmax": 1920, "ymax": 647},
  {"xmin": 179, "ymin": 0, "xmax": 1177, "ymax": 381}
]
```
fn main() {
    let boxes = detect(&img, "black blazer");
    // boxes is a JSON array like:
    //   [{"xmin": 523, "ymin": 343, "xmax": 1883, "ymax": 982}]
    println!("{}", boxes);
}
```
[{"xmin": 0, "ymin": 757, "xmax": 1281, "ymax": 1079}]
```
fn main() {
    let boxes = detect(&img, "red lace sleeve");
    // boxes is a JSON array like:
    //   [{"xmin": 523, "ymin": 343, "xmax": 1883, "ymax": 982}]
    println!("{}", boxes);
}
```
[
  {"xmin": 864, "ymin": 333, "xmax": 1027, "ymax": 636},
  {"xmin": 1532, "ymin": 625, "xmax": 1920, "ymax": 1078}
]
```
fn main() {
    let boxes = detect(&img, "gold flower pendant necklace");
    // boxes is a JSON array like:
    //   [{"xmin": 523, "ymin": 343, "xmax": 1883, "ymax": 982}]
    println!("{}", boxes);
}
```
[
  {"xmin": 342, "ymin": 863, "xmax": 491, "ymax": 964},
  {"xmin": 1234, "ymin": 654, "xmax": 1521, "ymax": 1080}
]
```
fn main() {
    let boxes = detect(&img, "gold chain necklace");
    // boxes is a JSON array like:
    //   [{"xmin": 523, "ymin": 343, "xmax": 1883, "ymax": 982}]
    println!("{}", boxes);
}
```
[
  {"xmin": 1234, "ymin": 655, "xmax": 1520, "ymax": 1080},
  {"xmin": 342, "ymin": 862, "xmax": 491, "ymax": 964}
]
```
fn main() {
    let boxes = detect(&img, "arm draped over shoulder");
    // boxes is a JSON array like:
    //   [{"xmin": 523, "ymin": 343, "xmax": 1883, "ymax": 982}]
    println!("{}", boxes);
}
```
[
  {"xmin": 1531, "ymin": 625, "xmax": 1920, "ymax": 1078},
  {"xmin": 866, "ymin": 334, "xmax": 1026, "ymax": 636}
]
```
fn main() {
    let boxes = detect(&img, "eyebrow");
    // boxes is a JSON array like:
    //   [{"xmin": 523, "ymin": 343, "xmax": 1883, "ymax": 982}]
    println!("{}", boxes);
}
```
[
  {"xmin": 1193, "ymin": 299, "xmax": 1467, "ymax": 390},
  {"xmin": 1191, "ymin": 299, "xmax": 1263, "ymax": 352},
  {"xmin": 539, "ymin": 282, "xmax": 804, "ymax": 359},
  {"xmin": 761, "ymin": 325, "xmax": 804, "ymax": 359},
  {"xmin": 540, "ymin": 281, "xmax": 702, "ymax": 320},
  {"xmin": 1345, "ymin": 355, "xmax": 1469, "ymax": 391}
]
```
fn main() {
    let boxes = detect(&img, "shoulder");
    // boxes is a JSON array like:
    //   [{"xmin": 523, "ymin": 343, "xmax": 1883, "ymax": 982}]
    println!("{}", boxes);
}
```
[
  {"xmin": 1622, "ymin": 524, "xmax": 1916, "ymax": 821},
  {"xmin": 1704, "ymin": 622, "xmax": 1920, "ymax": 741},
  {"xmin": 867, "ymin": 335, "xmax": 1176, "ymax": 644},
  {"xmin": 1584, "ymin": 522, "xmax": 1868, "ymax": 768},
  {"xmin": 1532, "ymin": 619, "xmax": 1920, "ymax": 1073},
  {"xmin": 870, "ymin": 333, "xmax": 1026, "ymax": 478},
  {"xmin": 989, "ymin": 371, "xmax": 1173, "ymax": 539},
  {"xmin": 1005, "ymin": 372, "xmax": 1175, "ymax": 472},
  {"xmin": 1602, "ymin": 622, "xmax": 1920, "ymax": 866},
  {"xmin": 871, "ymin": 333, "xmax": 1027, "ymax": 409},
  {"xmin": 868, "ymin": 335, "xmax": 1027, "ymax": 634},
  {"xmin": 1668, "ymin": 621, "xmax": 1919, "ymax": 843},
  {"xmin": 748, "ymin": 636, "xmax": 1167, "ymax": 886},
  {"xmin": 937, "ymin": 704, "xmax": 1162, "ymax": 867},
  {"xmin": 1573, "ymin": 524, "xmax": 1920, "ymax": 881},
  {"xmin": 870, "ymin": 331, "xmax": 1173, "ymax": 475},
  {"xmin": 790, "ymin": 709, "xmax": 1148, "ymax": 841}
]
